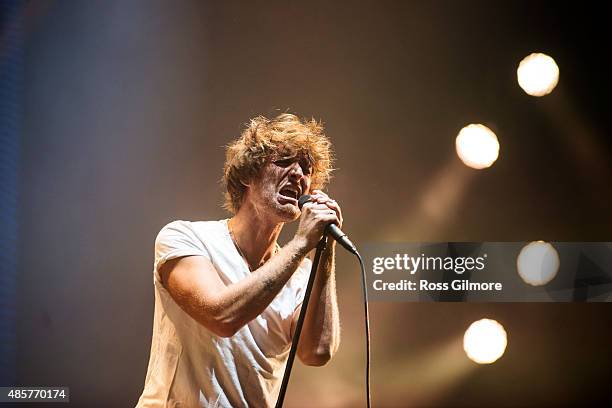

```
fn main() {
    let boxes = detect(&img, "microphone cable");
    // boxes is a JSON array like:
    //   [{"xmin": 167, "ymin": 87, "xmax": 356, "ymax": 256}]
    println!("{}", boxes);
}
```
[{"xmin": 355, "ymin": 250, "xmax": 371, "ymax": 408}]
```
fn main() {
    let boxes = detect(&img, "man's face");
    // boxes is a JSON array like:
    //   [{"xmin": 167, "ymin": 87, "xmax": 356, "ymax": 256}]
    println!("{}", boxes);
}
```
[{"xmin": 246, "ymin": 153, "xmax": 313, "ymax": 222}]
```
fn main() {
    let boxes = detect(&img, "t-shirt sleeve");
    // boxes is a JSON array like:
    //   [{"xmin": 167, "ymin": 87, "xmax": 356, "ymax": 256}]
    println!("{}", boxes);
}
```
[{"xmin": 153, "ymin": 220, "xmax": 211, "ymax": 281}]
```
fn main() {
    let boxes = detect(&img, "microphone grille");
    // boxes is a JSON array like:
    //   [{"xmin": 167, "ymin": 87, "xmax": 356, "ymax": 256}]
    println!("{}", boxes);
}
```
[{"xmin": 298, "ymin": 195, "xmax": 312, "ymax": 209}]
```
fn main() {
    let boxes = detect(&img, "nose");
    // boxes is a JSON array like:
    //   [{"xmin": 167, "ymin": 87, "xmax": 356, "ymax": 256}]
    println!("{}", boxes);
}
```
[
  {"xmin": 288, "ymin": 161, "xmax": 304, "ymax": 179},
  {"xmin": 287, "ymin": 162, "xmax": 308, "ymax": 194}
]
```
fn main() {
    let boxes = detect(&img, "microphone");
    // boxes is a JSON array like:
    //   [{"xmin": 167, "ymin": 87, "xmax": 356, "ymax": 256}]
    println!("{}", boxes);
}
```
[{"xmin": 298, "ymin": 195, "xmax": 358, "ymax": 255}]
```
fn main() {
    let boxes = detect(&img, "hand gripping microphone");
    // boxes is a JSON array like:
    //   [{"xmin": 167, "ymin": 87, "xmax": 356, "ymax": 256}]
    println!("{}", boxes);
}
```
[{"xmin": 298, "ymin": 195, "xmax": 358, "ymax": 255}]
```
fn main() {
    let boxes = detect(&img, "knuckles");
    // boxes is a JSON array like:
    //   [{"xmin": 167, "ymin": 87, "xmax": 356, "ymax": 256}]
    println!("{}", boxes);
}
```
[{"xmin": 300, "ymin": 197, "xmax": 342, "ymax": 227}]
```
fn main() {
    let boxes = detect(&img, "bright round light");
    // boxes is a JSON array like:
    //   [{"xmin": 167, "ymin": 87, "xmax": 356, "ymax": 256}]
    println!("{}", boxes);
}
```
[
  {"xmin": 463, "ymin": 319, "xmax": 507, "ymax": 364},
  {"xmin": 517, "ymin": 53, "xmax": 559, "ymax": 96},
  {"xmin": 517, "ymin": 241, "xmax": 560, "ymax": 286},
  {"xmin": 455, "ymin": 124, "xmax": 500, "ymax": 169}
]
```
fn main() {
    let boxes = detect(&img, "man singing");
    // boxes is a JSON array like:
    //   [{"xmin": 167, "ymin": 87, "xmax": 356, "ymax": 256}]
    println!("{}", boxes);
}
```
[{"xmin": 137, "ymin": 113, "xmax": 342, "ymax": 407}]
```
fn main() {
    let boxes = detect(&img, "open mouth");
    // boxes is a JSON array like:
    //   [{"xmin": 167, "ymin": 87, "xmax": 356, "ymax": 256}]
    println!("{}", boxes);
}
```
[{"xmin": 278, "ymin": 185, "xmax": 300, "ymax": 203}]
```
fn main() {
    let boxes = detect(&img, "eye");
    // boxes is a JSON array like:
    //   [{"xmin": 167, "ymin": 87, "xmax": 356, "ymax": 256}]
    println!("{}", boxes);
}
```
[
  {"xmin": 273, "ymin": 158, "xmax": 294, "ymax": 168},
  {"xmin": 300, "ymin": 162, "xmax": 312, "ymax": 175},
  {"xmin": 273, "ymin": 157, "xmax": 312, "ymax": 175},
  {"xmin": 298, "ymin": 157, "xmax": 312, "ymax": 175}
]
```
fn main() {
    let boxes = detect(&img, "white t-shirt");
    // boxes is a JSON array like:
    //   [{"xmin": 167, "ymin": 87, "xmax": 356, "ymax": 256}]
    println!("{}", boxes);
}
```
[{"xmin": 136, "ymin": 220, "xmax": 311, "ymax": 408}]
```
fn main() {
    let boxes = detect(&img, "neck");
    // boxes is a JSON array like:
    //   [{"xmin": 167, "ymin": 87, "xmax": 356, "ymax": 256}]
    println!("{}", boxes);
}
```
[{"xmin": 228, "ymin": 203, "xmax": 283, "ymax": 270}]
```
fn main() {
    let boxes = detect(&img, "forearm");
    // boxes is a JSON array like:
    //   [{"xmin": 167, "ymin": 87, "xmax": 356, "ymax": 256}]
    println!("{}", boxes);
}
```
[
  {"xmin": 298, "ymin": 242, "xmax": 341, "ymax": 365},
  {"xmin": 210, "ymin": 237, "xmax": 309, "ymax": 336}
]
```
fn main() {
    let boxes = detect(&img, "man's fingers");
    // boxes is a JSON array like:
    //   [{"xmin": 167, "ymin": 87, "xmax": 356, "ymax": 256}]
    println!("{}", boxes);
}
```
[
  {"xmin": 307, "ymin": 192, "xmax": 343, "ymax": 226},
  {"xmin": 302, "ymin": 193, "xmax": 343, "ymax": 229},
  {"xmin": 304, "ymin": 204, "xmax": 339, "ymax": 220},
  {"xmin": 310, "ymin": 191, "xmax": 337, "ymax": 208},
  {"xmin": 310, "ymin": 190, "xmax": 331, "ymax": 203},
  {"xmin": 303, "ymin": 202, "xmax": 331, "ymax": 212},
  {"xmin": 319, "ymin": 210, "xmax": 340, "ymax": 225},
  {"xmin": 319, "ymin": 199, "xmax": 343, "ymax": 225},
  {"xmin": 311, "ymin": 189, "xmax": 329, "ymax": 199},
  {"xmin": 312, "ymin": 208, "xmax": 341, "ymax": 226}
]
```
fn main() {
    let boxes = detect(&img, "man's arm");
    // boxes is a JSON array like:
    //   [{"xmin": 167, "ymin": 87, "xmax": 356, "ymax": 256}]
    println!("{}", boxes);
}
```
[
  {"xmin": 292, "ymin": 242, "xmax": 340, "ymax": 366},
  {"xmin": 160, "ymin": 238, "xmax": 309, "ymax": 338},
  {"xmin": 292, "ymin": 190, "xmax": 342, "ymax": 366}
]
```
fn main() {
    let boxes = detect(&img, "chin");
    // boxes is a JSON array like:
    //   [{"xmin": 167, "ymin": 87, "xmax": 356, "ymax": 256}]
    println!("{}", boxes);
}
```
[
  {"xmin": 273, "ymin": 203, "xmax": 300, "ymax": 222},
  {"xmin": 281, "ymin": 207, "xmax": 301, "ymax": 222}
]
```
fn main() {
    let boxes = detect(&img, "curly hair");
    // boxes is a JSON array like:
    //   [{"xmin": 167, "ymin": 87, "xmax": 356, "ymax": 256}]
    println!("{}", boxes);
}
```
[{"xmin": 222, "ymin": 113, "xmax": 334, "ymax": 214}]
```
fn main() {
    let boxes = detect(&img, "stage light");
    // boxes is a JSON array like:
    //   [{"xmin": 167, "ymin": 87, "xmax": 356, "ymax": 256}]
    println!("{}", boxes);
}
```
[
  {"xmin": 517, "ymin": 53, "xmax": 559, "ymax": 96},
  {"xmin": 455, "ymin": 124, "xmax": 499, "ymax": 169},
  {"xmin": 517, "ymin": 241, "xmax": 560, "ymax": 286},
  {"xmin": 463, "ymin": 319, "xmax": 507, "ymax": 364}
]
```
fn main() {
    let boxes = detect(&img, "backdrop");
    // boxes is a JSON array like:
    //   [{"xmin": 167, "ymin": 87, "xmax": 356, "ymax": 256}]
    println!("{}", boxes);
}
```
[{"xmin": 6, "ymin": 1, "xmax": 612, "ymax": 406}]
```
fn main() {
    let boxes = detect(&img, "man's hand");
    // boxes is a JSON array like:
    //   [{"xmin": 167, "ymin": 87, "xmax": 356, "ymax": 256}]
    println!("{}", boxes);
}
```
[
  {"xmin": 294, "ymin": 190, "xmax": 343, "ymax": 252},
  {"xmin": 291, "ymin": 190, "xmax": 342, "ymax": 366}
]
